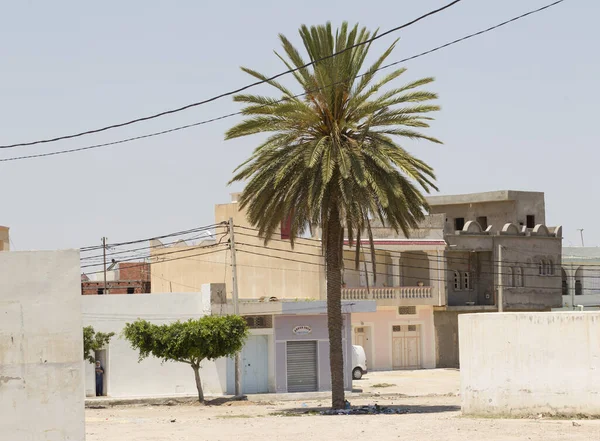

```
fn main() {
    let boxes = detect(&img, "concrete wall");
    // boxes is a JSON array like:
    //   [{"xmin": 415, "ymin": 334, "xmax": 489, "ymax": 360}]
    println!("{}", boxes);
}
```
[
  {"xmin": 433, "ymin": 310, "xmax": 462, "ymax": 368},
  {"xmin": 150, "ymin": 197, "xmax": 326, "ymax": 301},
  {"xmin": 352, "ymin": 306, "xmax": 435, "ymax": 370},
  {"xmin": 82, "ymin": 289, "xmax": 229, "ymax": 398},
  {"xmin": 274, "ymin": 314, "xmax": 352, "ymax": 392},
  {"xmin": 0, "ymin": 250, "xmax": 84, "ymax": 440},
  {"xmin": 427, "ymin": 190, "xmax": 546, "ymax": 234},
  {"xmin": 460, "ymin": 312, "xmax": 600, "ymax": 416}
]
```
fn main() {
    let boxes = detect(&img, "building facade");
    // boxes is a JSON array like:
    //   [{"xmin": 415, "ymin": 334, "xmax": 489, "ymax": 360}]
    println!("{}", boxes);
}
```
[
  {"xmin": 82, "ymin": 261, "xmax": 151, "ymax": 295},
  {"xmin": 0, "ymin": 225, "xmax": 9, "ymax": 251},
  {"xmin": 560, "ymin": 247, "xmax": 600, "ymax": 310},
  {"xmin": 430, "ymin": 190, "xmax": 563, "ymax": 367}
]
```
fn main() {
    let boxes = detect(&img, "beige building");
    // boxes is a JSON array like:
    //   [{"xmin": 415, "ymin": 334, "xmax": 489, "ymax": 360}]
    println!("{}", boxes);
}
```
[
  {"xmin": 150, "ymin": 193, "xmax": 325, "ymax": 300},
  {"xmin": 0, "ymin": 225, "xmax": 9, "ymax": 251}
]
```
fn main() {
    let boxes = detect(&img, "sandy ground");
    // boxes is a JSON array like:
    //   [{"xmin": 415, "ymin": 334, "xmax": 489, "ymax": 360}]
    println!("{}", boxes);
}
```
[{"xmin": 86, "ymin": 370, "xmax": 600, "ymax": 441}]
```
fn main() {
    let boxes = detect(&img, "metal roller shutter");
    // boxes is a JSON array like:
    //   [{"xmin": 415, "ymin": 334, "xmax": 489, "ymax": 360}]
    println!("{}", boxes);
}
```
[{"xmin": 286, "ymin": 341, "xmax": 318, "ymax": 392}]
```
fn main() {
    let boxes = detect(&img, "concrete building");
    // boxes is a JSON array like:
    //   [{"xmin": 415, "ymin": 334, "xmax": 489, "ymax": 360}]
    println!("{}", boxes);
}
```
[
  {"xmin": 560, "ymin": 247, "xmax": 600, "ymax": 310},
  {"xmin": 0, "ymin": 225, "xmax": 10, "ymax": 250},
  {"xmin": 344, "ymin": 190, "xmax": 563, "ymax": 370},
  {"xmin": 82, "ymin": 261, "xmax": 151, "ymax": 295},
  {"xmin": 430, "ymin": 190, "xmax": 562, "ymax": 367},
  {"xmin": 342, "ymin": 216, "xmax": 447, "ymax": 371},
  {"xmin": 150, "ymin": 193, "xmax": 325, "ymax": 300},
  {"xmin": 0, "ymin": 250, "xmax": 84, "ymax": 440},
  {"xmin": 460, "ymin": 312, "xmax": 600, "ymax": 417},
  {"xmin": 83, "ymin": 284, "xmax": 374, "ymax": 397}
]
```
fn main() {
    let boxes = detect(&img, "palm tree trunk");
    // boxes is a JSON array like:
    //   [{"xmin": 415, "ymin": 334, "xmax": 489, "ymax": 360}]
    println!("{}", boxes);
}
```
[
  {"xmin": 325, "ymin": 207, "xmax": 345, "ymax": 410},
  {"xmin": 192, "ymin": 364, "xmax": 204, "ymax": 404}
]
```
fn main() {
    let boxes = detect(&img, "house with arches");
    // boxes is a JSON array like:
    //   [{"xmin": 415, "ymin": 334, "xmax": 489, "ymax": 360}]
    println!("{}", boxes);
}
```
[
  {"xmin": 427, "ymin": 190, "xmax": 563, "ymax": 367},
  {"xmin": 560, "ymin": 247, "xmax": 600, "ymax": 310}
]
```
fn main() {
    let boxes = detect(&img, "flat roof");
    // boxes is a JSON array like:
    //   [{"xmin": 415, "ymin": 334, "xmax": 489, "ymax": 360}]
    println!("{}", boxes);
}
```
[{"xmin": 426, "ymin": 190, "xmax": 544, "ymax": 206}]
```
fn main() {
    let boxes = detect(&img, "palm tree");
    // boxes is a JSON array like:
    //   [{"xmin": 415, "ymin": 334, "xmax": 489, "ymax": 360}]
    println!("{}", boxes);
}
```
[{"xmin": 226, "ymin": 22, "xmax": 441, "ymax": 409}]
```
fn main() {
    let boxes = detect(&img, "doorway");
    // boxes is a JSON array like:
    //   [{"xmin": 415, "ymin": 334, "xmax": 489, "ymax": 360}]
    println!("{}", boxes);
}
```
[
  {"xmin": 391, "ymin": 325, "xmax": 421, "ymax": 369},
  {"xmin": 94, "ymin": 349, "xmax": 108, "ymax": 396},
  {"xmin": 241, "ymin": 335, "xmax": 269, "ymax": 394}
]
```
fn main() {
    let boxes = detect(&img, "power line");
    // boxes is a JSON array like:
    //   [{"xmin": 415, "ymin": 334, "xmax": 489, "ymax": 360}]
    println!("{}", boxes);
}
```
[
  {"xmin": 0, "ymin": 0, "xmax": 566, "ymax": 163},
  {"xmin": 0, "ymin": 1, "xmax": 463, "ymax": 150},
  {"xmin": 79, "ymin": 223, "xmax": 225, "ymax": 252}
]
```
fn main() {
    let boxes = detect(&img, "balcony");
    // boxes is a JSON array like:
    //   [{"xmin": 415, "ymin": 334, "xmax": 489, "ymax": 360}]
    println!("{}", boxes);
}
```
[{"xmin": 342, "ymin": 286, "xmax": 436, "ymax": 306}]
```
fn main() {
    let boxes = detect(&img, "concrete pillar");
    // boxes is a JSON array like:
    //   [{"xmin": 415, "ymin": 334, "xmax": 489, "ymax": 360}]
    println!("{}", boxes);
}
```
[{"xmin": 392, "ymin": 253, "xmax": 401, "ymax": 287}]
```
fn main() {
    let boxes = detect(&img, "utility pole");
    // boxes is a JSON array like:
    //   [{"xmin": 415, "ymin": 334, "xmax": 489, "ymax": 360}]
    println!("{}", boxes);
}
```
[
  {"xmin": 497, "ymin": 244, "xmax": 503, "ymax": 312},
  {"xmin": 102, "ymin": 237, "xmax": 108, "ymax": 295},
  {"xmin": 577, "ymin": 229, "xmax": 585, "ymax": 247},
  {"xmin": 228, "ymin": 217, "xmax": 242, "ymax": 397}
]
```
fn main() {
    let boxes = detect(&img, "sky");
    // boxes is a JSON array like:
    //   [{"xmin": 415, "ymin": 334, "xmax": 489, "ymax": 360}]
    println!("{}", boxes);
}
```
[{"xmin": 0, "ymin": 0, "xmax": 597, "ymax": 251}]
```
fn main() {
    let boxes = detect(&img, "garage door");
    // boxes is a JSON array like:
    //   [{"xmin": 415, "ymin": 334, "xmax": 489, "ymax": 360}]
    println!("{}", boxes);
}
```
[
  {"xmin": 242, "ymin": 335, "xmax": 269, "ymax": 394},
  {"xmin": 286, "ymin": 341, "xmax": 318, "ymax": 392}
]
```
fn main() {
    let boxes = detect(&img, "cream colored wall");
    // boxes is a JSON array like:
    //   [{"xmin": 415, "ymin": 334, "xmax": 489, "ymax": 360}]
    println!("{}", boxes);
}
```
[{"xmin": 150, "ymin": 199, "xmax": 326, "ymax": 300}]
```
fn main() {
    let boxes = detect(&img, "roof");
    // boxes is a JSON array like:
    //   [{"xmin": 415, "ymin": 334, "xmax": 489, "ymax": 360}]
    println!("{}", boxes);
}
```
[
  {"xmin": 426, "ymin": 190, "xmax": 544, "ymax": 206},
  {"xmin": 563, "ymin": 247, "xmax": 600, "ymax": 262}
]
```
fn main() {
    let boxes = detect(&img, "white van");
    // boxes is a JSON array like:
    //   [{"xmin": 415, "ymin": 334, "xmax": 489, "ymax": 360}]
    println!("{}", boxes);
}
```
[{"xmin": 352, "ymin": 345, "xmax": 367, "ymax": 380}]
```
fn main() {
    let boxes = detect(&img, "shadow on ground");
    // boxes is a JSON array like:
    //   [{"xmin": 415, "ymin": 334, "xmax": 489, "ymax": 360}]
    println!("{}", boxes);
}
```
[{"xmin": 275, "ymin": 404, "xmax": 460, "ymax": 416}]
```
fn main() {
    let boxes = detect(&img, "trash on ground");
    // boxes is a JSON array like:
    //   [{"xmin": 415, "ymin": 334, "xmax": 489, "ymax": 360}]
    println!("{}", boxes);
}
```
[{"xmin": 320, "ymin": 404, "xmax": 409, "ymax": 415}]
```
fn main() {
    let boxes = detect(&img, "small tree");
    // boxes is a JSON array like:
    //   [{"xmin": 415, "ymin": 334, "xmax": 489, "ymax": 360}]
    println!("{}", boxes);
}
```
[
  {"xmin": 83, "ymin": 326, "xmax": 115, "ymax": 364},
  {"xmin": 122, "ymin": 315, "xmax": 248, "ymax": 403}
]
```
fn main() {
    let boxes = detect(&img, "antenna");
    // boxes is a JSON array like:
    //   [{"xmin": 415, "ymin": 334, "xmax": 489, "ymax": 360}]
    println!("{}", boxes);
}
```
[{"xmin": 577, "ymin": 229, "xmax": 585, "ymax": 247}]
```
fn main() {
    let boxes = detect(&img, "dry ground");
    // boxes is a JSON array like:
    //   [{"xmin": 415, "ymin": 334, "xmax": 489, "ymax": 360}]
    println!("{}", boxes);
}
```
[{"xmin": 86, "ymin": 370, "xmax": 600, "ymax": 441}]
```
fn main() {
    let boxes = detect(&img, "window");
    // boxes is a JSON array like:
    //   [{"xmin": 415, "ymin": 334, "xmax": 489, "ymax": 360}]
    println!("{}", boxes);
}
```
[
  {"xmin": 398, "ymin": 306, "xmax": 417, "ymax": 315},
  {"xmin": 515, "ymin": 267, "xmax": 523, "ymax": 287},
  {"xmin": 97, "ymin": 288, "xmax": 104, "ymax": 295},
  {"xmin": 453, "ymin": 271, "xmax": 461, "ymax": 290},
  {"xmin": 407, "ymin": 325, "xmax": 417, "ymax": 332},
  {"xmin": 244, "ymin": 315, "xmax": 273, "ymax": 329},
  {"xmin": 280, "ymin": 214, "xmax": 292, "ymax": 240},
  {"xmin": 526, "ymin": 215, "xmax": 535, "ymax": 229},
  {"xmin": 127, "ymin": 287, "xmax": 135, "ymax": 294},
  {"xmin": 562, "ymin": 280, "xmax": 568, "ymax": 296},
  {"xmin": 575, "ymin": 280, "xmax": 583, "ymax": 296},
  {"xmin": 392, "ymin": 325, "xmax": 402, "ymax": 332},
  {"xmin": 355, "ymin": 327, "xmax": 365, "ymax": 333},
  {"xmin": 507, "ymin": 267, "xmax": 514, "ymax": 287},
  {"xmin": 539, "ymin": 260, "xmax": 545, "ymax": 276},
  {"xmin": 548, "ymin": 259, "xmax": 554, "ymax": 275},
  {"xmin": 454, "ymin": 217, "xmax": 465, "ymax": 231},
  {"xmin": 463, "ymin": 272, "xmax": 471, "ymax": 290},
  {"xmin": 476, "ymin": 216, "xmax": 488, "ymax": 230}
]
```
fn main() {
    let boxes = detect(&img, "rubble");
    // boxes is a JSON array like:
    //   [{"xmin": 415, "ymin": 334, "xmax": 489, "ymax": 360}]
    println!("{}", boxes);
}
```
[{"xmin": 320, "ymin": 403, "xmax": 410, "ymax": 416}]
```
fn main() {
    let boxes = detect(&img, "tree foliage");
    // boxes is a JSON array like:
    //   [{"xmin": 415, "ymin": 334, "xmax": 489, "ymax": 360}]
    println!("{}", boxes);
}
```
[
  {"xmin": 83, "ymin": 326, "xmax": 115, "ymax": 364},
  {"xmin": 226, "ymin": 22, "xmax": 440, "ymax": 409},
  {"xmin": 122, "ymin": 315, "xmax": 248, "ymax": 402}
]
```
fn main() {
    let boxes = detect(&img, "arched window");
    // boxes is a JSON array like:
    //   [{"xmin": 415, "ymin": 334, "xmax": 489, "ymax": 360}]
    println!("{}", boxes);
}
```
[
  {"xmin": 539, "ymin": 260, "xmax": 545, "ymax": 276},
  {"xmin": 463, "ymin": 272, "xmax": 471, "ymax": 290},
  {"xmin": 507, "ymin": 267, "xmax": 514, "ymax": 287},
  {"xmin": 548, "ymin": 259, "xmax": 554, "ymax": 275},
  {"xmin": 453, "ymin": 271, "xmax": 461, "ymax": 290}
]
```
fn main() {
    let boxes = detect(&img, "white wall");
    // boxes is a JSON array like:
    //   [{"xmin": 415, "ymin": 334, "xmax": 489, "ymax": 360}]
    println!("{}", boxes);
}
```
[
  {"xmin": 82, "ymin": 289, "xmax": 229, "ymax": 398},
  {"xmin": 460, "ymin": 312, "xmax": 600, "ymax": 416},
  {"xmin": 0, "ymin": 250, "xmax": 84, "ymax": 440}
]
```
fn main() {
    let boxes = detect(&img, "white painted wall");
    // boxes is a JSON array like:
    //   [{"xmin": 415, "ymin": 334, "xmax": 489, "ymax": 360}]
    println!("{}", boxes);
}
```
[
  {"xmin": 82, "ymin": 288, "xmax": 229, "ymax": 398},
  {"xmin": 0, "ymin": 250, "xmax": 85, "ymax": 440},
  {"xmin": 460, "ymin": 312, "xmax": 600, "ymax": 416}
]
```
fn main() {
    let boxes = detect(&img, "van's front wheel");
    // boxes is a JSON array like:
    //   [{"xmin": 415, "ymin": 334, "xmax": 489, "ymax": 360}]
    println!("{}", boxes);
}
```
[{"xmin": 352, "ymin": 367, "xmax": 363, "ymax": 380}]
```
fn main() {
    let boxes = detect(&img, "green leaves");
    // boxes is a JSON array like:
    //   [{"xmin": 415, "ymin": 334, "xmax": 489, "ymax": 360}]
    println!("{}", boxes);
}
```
[
  {"xmin": 83, "ymin": 326, "xmax": 115, "ymax": 364},
  {"xmin": 225, "ymin": 21, "xmax": 441, "ymax": 247},
  {"xmin": 122, "ymin": 315, "xmax": 249, "ymax": 367}
]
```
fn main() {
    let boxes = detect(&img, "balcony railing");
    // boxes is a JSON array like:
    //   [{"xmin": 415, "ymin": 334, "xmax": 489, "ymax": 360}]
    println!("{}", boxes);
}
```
[{"xmin": 341, "ymin": 286, "xmax": 433, "ymax": 301}]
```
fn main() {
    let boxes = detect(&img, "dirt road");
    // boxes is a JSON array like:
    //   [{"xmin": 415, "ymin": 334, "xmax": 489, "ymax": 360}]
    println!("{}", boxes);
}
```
[{"xmin": 86, "ymin": 394, "xmax": 600, "ymax": 441}]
